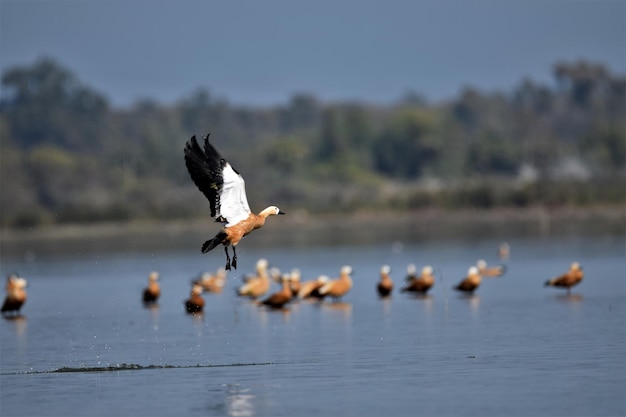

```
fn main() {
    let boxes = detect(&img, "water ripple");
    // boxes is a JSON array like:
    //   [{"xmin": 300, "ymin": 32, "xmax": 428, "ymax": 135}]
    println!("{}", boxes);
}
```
[{"xmin": 2, "ymin": 361, "xmax": 276, "ymax": 375}]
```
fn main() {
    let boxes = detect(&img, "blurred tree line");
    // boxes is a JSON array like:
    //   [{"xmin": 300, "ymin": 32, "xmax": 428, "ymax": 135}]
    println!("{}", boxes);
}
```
[{"xmin": 1, "ymin": 57, "xmax": 624, "ymax": 227}]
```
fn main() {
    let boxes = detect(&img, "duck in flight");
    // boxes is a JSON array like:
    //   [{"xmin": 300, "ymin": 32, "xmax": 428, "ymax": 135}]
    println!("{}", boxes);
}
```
[{"xmin": 184, "ymin": 134, "xmax": 285, "ymax": 270}]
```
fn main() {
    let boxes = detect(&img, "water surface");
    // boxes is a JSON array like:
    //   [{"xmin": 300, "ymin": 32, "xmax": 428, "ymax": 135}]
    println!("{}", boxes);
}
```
[{"xmin": 1, "ymin": 234, "xmax": 624, "ymax": 416}]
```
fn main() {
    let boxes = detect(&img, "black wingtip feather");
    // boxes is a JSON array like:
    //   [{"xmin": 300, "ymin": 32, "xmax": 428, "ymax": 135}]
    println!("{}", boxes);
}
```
[{"xmin": 184, "ymin": 133, "xmax": 225, "ymax": 219}]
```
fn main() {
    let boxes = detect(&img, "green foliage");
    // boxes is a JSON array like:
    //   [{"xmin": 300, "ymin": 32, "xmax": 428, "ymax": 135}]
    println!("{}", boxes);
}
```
[{"xmin": 1, "ymin": 57, "xmax": 624, "ymax": 227}]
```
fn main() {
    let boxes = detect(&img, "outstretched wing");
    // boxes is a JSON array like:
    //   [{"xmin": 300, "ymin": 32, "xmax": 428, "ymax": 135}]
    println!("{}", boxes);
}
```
[{"xmin": 184, "ymin": 134, "xmax": 251, "ymax": 225}]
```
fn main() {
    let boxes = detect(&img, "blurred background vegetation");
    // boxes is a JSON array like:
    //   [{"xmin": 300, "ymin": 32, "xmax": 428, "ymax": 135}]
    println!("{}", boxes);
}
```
[{"xmin": 0, "ymin": 57, "xmax": 624, "ymax": 228}]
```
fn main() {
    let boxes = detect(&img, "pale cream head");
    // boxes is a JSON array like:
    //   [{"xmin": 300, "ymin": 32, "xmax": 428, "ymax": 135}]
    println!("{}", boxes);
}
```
[
  {"xmin": 341, "ymin": 265, "xmax": 353, "ymax": 276},
  {"xmin": 422, "ymin": 265, "xmax": 433, "ymax": 276},
  {"xmin": 191, "ymin": 284, "xmax": 203, "ymax": 296}
]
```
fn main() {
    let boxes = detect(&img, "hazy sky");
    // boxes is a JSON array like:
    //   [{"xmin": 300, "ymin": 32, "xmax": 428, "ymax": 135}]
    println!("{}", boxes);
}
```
[{"xmin": 1, "ymin": 0, "xmax": 624, "ymax": 107}]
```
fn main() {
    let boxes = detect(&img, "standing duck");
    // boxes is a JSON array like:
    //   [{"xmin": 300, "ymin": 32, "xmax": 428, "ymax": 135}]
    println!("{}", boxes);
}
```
[
  {"xmin": 318, "ymin": 266, "xmax": 353, "ymax": 301},
  {"xmin": 454, "ymin": 266, "xmax": 482, "ymax": 295},
  {"xmin": 476, "ymin": 259, "xmax": 507, "ymax": 277},
  {"xmin": 2, "ymin": 274, "xmax": 28, "ymax": 317},
  {"xmin": 376, "ymin": 265, "xmax": 393, "ymax": 297},
  {"xmin": 185, "ymin": 284, "xmax": 205, "ymax": 314},
  {"xmin": 260, "ymin": 275, "xmax": 294, "ymax": 309},
  {"xmin": 545, "ymin": 262, "xmax": 583, "ymax": 294},
  {"xmin": 238, "ymin": 258, "xmax": 271, "ymax": 299},
  {"xmin": 142, "ymin": 271, "xmax": 161, "ymax": 305},
  {"xmin": 401, "ymin": 265, "xmax": 435, "ymax": 295}
]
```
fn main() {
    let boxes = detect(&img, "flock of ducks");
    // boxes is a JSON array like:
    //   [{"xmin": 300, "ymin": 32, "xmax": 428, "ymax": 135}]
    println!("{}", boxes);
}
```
[
  {"xmin": 0, "ymin": 254, "xmax": 586, "ymax": 318},
  {"xmin": 132, "ymin": 243, "xmax": 585, "ymax": 316},
  {"xmin": 0, "ymin": 135, "xmax": 585, "ymax": 318}
]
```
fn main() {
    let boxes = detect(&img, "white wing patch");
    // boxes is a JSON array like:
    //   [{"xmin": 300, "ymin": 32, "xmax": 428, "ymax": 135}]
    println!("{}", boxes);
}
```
[{"xmin": 218, "ymin": 162, "xmax": 252, "ymax": 227}]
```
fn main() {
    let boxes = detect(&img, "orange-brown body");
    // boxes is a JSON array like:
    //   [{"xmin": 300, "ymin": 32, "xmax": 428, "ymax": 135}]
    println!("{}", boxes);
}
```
[
  {"xmin": 203, "ymin": 208, "xmax": 284, "ymax": 271},
  {"xmin": 545, "ymin": 262, "xmax": 583, "ymax": 293}
]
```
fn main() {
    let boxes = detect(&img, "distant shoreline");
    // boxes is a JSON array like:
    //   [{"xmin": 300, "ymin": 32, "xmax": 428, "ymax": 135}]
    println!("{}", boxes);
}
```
[{"xmin": 1, "ymin": 206, "xmax": 623, "ymax": 260}]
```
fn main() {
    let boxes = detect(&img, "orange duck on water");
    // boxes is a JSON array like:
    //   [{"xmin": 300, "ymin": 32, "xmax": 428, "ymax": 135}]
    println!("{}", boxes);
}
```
[
  {"xmin": 2, "ymin": 274, "xmax": 28, "ymax": 317},
  {"xmin": 238, "ymin": 258, "xmax": 271, "ymax": 299},
  {"xmin": 184, "ymin": 134, "xmax": 285, "ymax": 270},
  {"xmin": 376, "ymin": 265, "xmax": 393, "ymax": 298},
  {"xmin": 476, "ymin": 259, "xmax": 507, "ymax": 277},
  {"xmin": 545, "ymin": 262, "xmax": 583, "ymax": 294},
  {"xmin": 260, "ymin": 275, "xmax": 294, "ymax": 309},
  {"xmin": 401, "ymin": 264, "xmax": 435, "ymax": 295},
  {"xmin": 142, "ymin": 271, "xmax": 160, "ymax": 305},
  {"xmin": 318, "ymin": 266, "xmax": 353, "ymax": 301},
  {"xmin": 185, "ymin": 285, "xmax": 205, "ymax": 314},
  {"xmin": 454, "ymin": 266, "xmax": 482, "ymax": 295},
  {"xmin": 194, "ymin": 268, "xmax": 227, "ymax": 293},
  {"xmin": 297, "ymin": 275, "xmax": 330, "ymax": 300}
]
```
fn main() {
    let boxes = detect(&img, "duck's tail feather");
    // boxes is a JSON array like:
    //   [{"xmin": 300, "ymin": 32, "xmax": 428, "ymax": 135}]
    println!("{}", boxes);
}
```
[{"xmin": 201, "ymin": 231, "xmax": 227, "ymax": 253}]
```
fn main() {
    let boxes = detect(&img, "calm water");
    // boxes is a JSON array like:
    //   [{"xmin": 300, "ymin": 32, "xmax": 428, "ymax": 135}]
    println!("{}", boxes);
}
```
[{"xmin": 1, "ymin": 234, "xmax": 624, "ymax": 417}]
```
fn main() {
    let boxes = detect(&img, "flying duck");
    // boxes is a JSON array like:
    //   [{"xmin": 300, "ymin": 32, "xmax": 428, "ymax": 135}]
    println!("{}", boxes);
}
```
[
  {"xmin": 376, "ymin": 265, "xmax": 393, "ymax": 297},
  {"xmin": 318, "ymin": 266, "xmax": 353, "ymax": 301},
  {"xmin": 454, "ymin": 266, "xmax": 482, "ymax": 294},
  {"xmin": 476, "ymin": 259, "xmax": 507, "ymax": 277},
  {"xmin": 142, "ymin": 271, "xmax": 160, "ymax": 305},
  {"xmin": 401, "ymin": 264, "xmax": 435, "ymax": 294},
  {"xmin": 184, "ymin": 134, "xmax": 285, "ymax": 270},
  {"xmin": 545, "ymin": 262, "xmax": 583, "ymax": 294},
  {"xmin": 2, "ymin": 274, "xmax": 27, "ymax": 316},
  {"xmin": 185, "ymin": 284, "xmax": 205, "ymax": 314}
]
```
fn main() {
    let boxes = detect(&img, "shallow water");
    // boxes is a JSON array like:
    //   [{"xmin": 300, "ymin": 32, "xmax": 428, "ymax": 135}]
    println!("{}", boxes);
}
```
[{"xmin": 1, "ymin": 234, "xmax": 624, "ymax": 416}]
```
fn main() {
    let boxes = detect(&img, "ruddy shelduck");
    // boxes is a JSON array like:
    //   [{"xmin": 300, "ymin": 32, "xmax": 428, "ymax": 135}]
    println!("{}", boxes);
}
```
[
  {"xmin": 401, "ymin": 264, "xmax": 435, "ymax": 294},
  {"xmin": 288, "ymin": 269, "xmax": 301, "ymax": 297},
  {"xmin": 376, "ymin": 265, "xmax": 393, "ymax": 297},
  {"xmin": 476, "ymin": 259, "xmax": 507, "ymax": 277},
  {"xmin": 142, "ymin": 271, "xmax": 160, "ymax": 305},
  {"xmin": 454, "ymin": 266, "xmax": 482, "ymax": 294},
  {"xmin": 545, "ymin": 262, "xmax": 583, "ymax": 294},
  {"xmin": 2, "ymin": 274, "xmax": 28, "ymax": 316},
  {"xmin": 318, "ymin": 266, "xmax": 353, "ymax": 301},
  {"xmin": 185, "ymin": 284, "xmax": 205, "ymax": 314},
  {"xmin": 297, "ymin": 275, "xmax": 329, "ymax": 299},
  {"xmin": 184, "ymin": 134, "xmax": 285, "ymax": 270},
  {"xmin": 498, "ymin": 242, "xmax": 510, "ymax": 261},
  {"xmin": 194, "ymin": 268, "xmax": 227, "ymax": 293},
  {"xmin": 260, "ymin": 275, "xmax": 293, "ymax": 309},
  {"xmin": 238, "ymin": 258, "xmax": 271, "ymax": 299}
]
